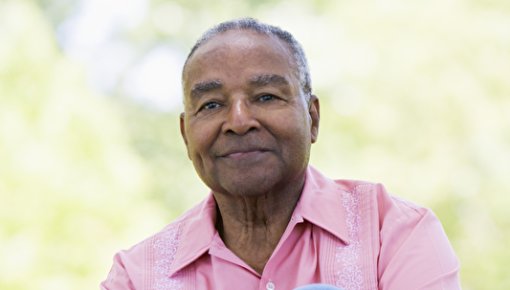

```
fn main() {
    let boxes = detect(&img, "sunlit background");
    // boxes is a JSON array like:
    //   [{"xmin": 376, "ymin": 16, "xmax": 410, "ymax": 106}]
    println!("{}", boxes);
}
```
[{"xmin": 1, "ymin": 0, "xmax": 509, "ymax": 289}]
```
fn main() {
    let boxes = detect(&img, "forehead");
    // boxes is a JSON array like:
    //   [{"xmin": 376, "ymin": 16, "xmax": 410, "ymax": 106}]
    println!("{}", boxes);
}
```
[{"xmin": 182, "ymin": 30, "xmax": 298, "ymax": 90}]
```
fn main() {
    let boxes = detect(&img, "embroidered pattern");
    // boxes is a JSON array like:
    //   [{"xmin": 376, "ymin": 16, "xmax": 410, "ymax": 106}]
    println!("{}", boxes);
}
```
[
  {"xmin": 152, "ymin": 223, "xmax": 184, "ymax": 290},
  {"xmin": 335, "ymin": 190, "xmax": 363, "ymax": 290}
]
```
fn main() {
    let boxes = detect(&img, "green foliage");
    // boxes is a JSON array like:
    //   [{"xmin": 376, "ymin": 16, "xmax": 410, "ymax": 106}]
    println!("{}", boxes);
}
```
[
  {"xmin": 1, "ymin": 0, "xmax": 509, "ymax": 289},
  {"xmin": 0, "ymin": 1, "xmax": 168, "ymax": 289}
]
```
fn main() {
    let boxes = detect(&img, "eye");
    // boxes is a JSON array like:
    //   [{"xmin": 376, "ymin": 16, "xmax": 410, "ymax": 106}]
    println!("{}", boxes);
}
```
[
  {"xmin": 199, "ymin": 101, "xmax": 222, "ymax": 112},
  {"xmin": 258, "ymin": 94, "xmax": 276, "ymax": 102}
]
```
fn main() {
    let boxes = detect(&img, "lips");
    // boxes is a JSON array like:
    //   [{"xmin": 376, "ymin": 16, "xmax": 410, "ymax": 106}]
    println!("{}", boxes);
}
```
[{"xmin": 217, "ymin": 147, "xmax": 270, "ymax": 158}]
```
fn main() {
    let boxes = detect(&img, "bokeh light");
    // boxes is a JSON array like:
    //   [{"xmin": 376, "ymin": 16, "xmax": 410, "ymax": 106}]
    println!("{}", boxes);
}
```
[{"xmin": 1, "ymin": 0, "xmax": 509, "ymax": 289}]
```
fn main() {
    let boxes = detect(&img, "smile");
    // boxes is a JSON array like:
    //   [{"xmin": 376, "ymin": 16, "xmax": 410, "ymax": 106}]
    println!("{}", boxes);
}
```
[
  {"xmin": 218, "ymin": 148, "xmax": 271, "ymax": 163},
  {"xmin": 225, "ymin": 150, "xmax": 267, "ymax": 158}
]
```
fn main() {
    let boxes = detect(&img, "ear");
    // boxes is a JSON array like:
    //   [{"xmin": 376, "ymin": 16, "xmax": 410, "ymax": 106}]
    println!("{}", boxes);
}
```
[
  {"xmin": 308, "ymin": 94, "xmax": 320, "ymax": 143},
  {"xmin": 179, "ymin": 113, "xmax": 191, "ymax": 159}
]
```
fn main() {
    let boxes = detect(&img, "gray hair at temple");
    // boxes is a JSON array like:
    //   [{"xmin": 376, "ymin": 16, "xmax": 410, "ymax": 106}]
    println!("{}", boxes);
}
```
[{"xmin": 182, "ymin": 18, "xmax": 312, "ymax": 100}]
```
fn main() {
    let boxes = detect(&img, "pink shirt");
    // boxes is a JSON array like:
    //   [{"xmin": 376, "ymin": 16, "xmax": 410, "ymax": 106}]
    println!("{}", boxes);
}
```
[{"xmin": 101, "ymin": 167, "xmax": 461, "ymax": 290}]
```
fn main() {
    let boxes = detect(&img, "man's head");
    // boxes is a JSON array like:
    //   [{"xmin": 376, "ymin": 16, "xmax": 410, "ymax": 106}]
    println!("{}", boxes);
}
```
[{"xmin": 180, "ymin": 18, "xmax": 320, "ymax": 197}]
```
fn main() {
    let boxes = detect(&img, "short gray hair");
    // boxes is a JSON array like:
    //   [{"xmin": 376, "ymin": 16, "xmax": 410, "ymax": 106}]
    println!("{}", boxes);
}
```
[{"xmin": 182, "ymin": 18, "xmax": 312, "ymax": 98}]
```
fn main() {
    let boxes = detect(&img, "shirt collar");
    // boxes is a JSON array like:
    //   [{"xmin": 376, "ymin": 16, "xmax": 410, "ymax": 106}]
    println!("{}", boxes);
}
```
[
  {"xmin": 168, "ymin": 194, "xmax": 218, "ymax": 276},
  {"xmin": 168, "ymin": 166, "xmax": 351, "ymax": 276},
  {"xmin": 293, "ymin": 166, "xmax": 350, "ymax": 244}
]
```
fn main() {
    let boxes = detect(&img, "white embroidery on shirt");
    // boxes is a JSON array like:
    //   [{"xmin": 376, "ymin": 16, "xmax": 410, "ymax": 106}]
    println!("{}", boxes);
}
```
[
  {"xmin": 152, "ymin": 223, "xmax": 184, "ymax": 290},
  {"xmin": 335, "ymin": 190, "xmax": 363, "ymax": 290}
]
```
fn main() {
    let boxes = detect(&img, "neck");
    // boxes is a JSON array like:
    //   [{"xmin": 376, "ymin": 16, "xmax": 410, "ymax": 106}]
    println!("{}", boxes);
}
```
[{"xmin": 213, "ymin": 176, "xmax": 305, "ymax": 274}]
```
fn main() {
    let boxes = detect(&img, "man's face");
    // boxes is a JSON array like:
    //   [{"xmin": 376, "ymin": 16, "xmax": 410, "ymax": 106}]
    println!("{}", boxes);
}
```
[{"xmin": 180, "ymin": 30, "xmax": 319, "ymax": 197}]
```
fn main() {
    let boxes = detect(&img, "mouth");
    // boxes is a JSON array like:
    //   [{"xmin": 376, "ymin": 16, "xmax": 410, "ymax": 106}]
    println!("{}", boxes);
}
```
[
  {"xmin": 217, "ymin": 148, "xmax": 271, "ymax": 160},
  {"xmin": 223, "ymin": 149, "xmax": 267, "ymax": 159}
]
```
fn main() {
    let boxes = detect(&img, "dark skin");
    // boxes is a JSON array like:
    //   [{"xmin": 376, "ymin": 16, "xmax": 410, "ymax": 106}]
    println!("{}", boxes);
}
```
[
  {"xmin": 213, "ymin": 174, "xmax": 305, "ymax": 273},
  {"xmin": 180, "ymin": 30, "xmax": 320, "ymax": 273}
]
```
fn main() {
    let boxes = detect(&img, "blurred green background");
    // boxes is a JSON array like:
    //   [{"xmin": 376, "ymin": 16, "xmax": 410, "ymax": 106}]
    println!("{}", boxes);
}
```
[{"xmin": 1, "ymin": 0, "xmax": 509, "ymax": 289}]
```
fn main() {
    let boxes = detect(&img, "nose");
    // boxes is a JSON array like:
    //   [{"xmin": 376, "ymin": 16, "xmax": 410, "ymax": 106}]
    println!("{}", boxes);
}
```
[{"xmin": 222, "ymin": 99, "xmax": 259, "ymax": 135}]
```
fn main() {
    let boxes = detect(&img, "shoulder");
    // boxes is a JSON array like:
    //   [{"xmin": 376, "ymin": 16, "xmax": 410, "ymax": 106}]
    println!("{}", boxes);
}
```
[
  {"xmin": 332, "ymin": 179, "xmax": 460, "ymax": 288},
  {"xmin": 330, "ymin": 178, "xmax": 447, "ymax": 257},
  {"xmin": 338, "ymin": 180, "xmax": 460, "ymax": 288},
  {"xmin": 333, "ymin": 179, "xmax": 430, "ymax": 222},
  {"xmin": 101, "ymin": 199, "xmax": 208, "ymax": 289},
  {"xmin": 306, "ymin": 167, "xmax": 433, "ymax": 235},
  {"xmin": 115, "ymin": 198, "xmax": 207, "ymax": 266}
]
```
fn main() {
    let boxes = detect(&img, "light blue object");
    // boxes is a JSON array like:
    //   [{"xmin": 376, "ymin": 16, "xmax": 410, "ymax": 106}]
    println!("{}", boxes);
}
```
[{"xmin": 293, "ymin": 284, "xmax": 344, "ymax": 290}]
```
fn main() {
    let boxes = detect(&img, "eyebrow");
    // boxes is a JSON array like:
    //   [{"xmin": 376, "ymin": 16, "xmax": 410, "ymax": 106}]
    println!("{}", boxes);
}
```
[
  {"xmin": 190, "ymin": 80, "xmax": 223, "ymax": 100},
  {"xmin": 249, "ymin": 74, "xmax": 290, "ymax": 87},
  {"xmin": 189, "ymin": 74, "xmax": 289, "ymax": 100}
]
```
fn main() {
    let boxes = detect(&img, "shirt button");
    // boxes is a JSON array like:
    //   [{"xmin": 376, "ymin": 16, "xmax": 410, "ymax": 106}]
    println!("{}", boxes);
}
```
[{"xmin": 266, "ymin": 281, "xmax": 275, "ymax": 290}]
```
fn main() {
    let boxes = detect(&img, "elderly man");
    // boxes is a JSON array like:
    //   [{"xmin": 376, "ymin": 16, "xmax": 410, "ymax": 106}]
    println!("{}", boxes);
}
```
[{"xmin": 101, "ymin": 18, "xmax": 461, "ymax": 290}]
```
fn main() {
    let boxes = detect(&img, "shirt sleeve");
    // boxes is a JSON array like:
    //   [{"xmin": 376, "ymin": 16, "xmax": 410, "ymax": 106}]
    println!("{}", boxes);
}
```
[{"xmin": 377, "ymin": 196, "xmax": 461, "ymax": 290}]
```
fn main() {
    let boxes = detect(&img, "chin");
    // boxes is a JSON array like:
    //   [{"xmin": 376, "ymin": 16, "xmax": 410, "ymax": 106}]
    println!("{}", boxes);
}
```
[{"xmin": 216, "ymin": 171, "xmax": 282, "ymax": 197}]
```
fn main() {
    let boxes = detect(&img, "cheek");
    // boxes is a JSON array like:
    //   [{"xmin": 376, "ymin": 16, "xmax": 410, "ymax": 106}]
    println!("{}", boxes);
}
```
[
  {"xmin": 280, "ymin": 115, "xmax": 312, "ymax": 151},
  {"xmin": 188, "ymin": 134, "xmax": 210, "ymax": 157},
  {"xmin": 271, "ymin": 123, "xmax": 310, "ymax": 154},
  {"xmin": 186, "ymin": 122, "xmax": 217, "ymax": 157},
  {"xmin": 275, "ymin": 111, "xmax": 311, "ymax": 137}
]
